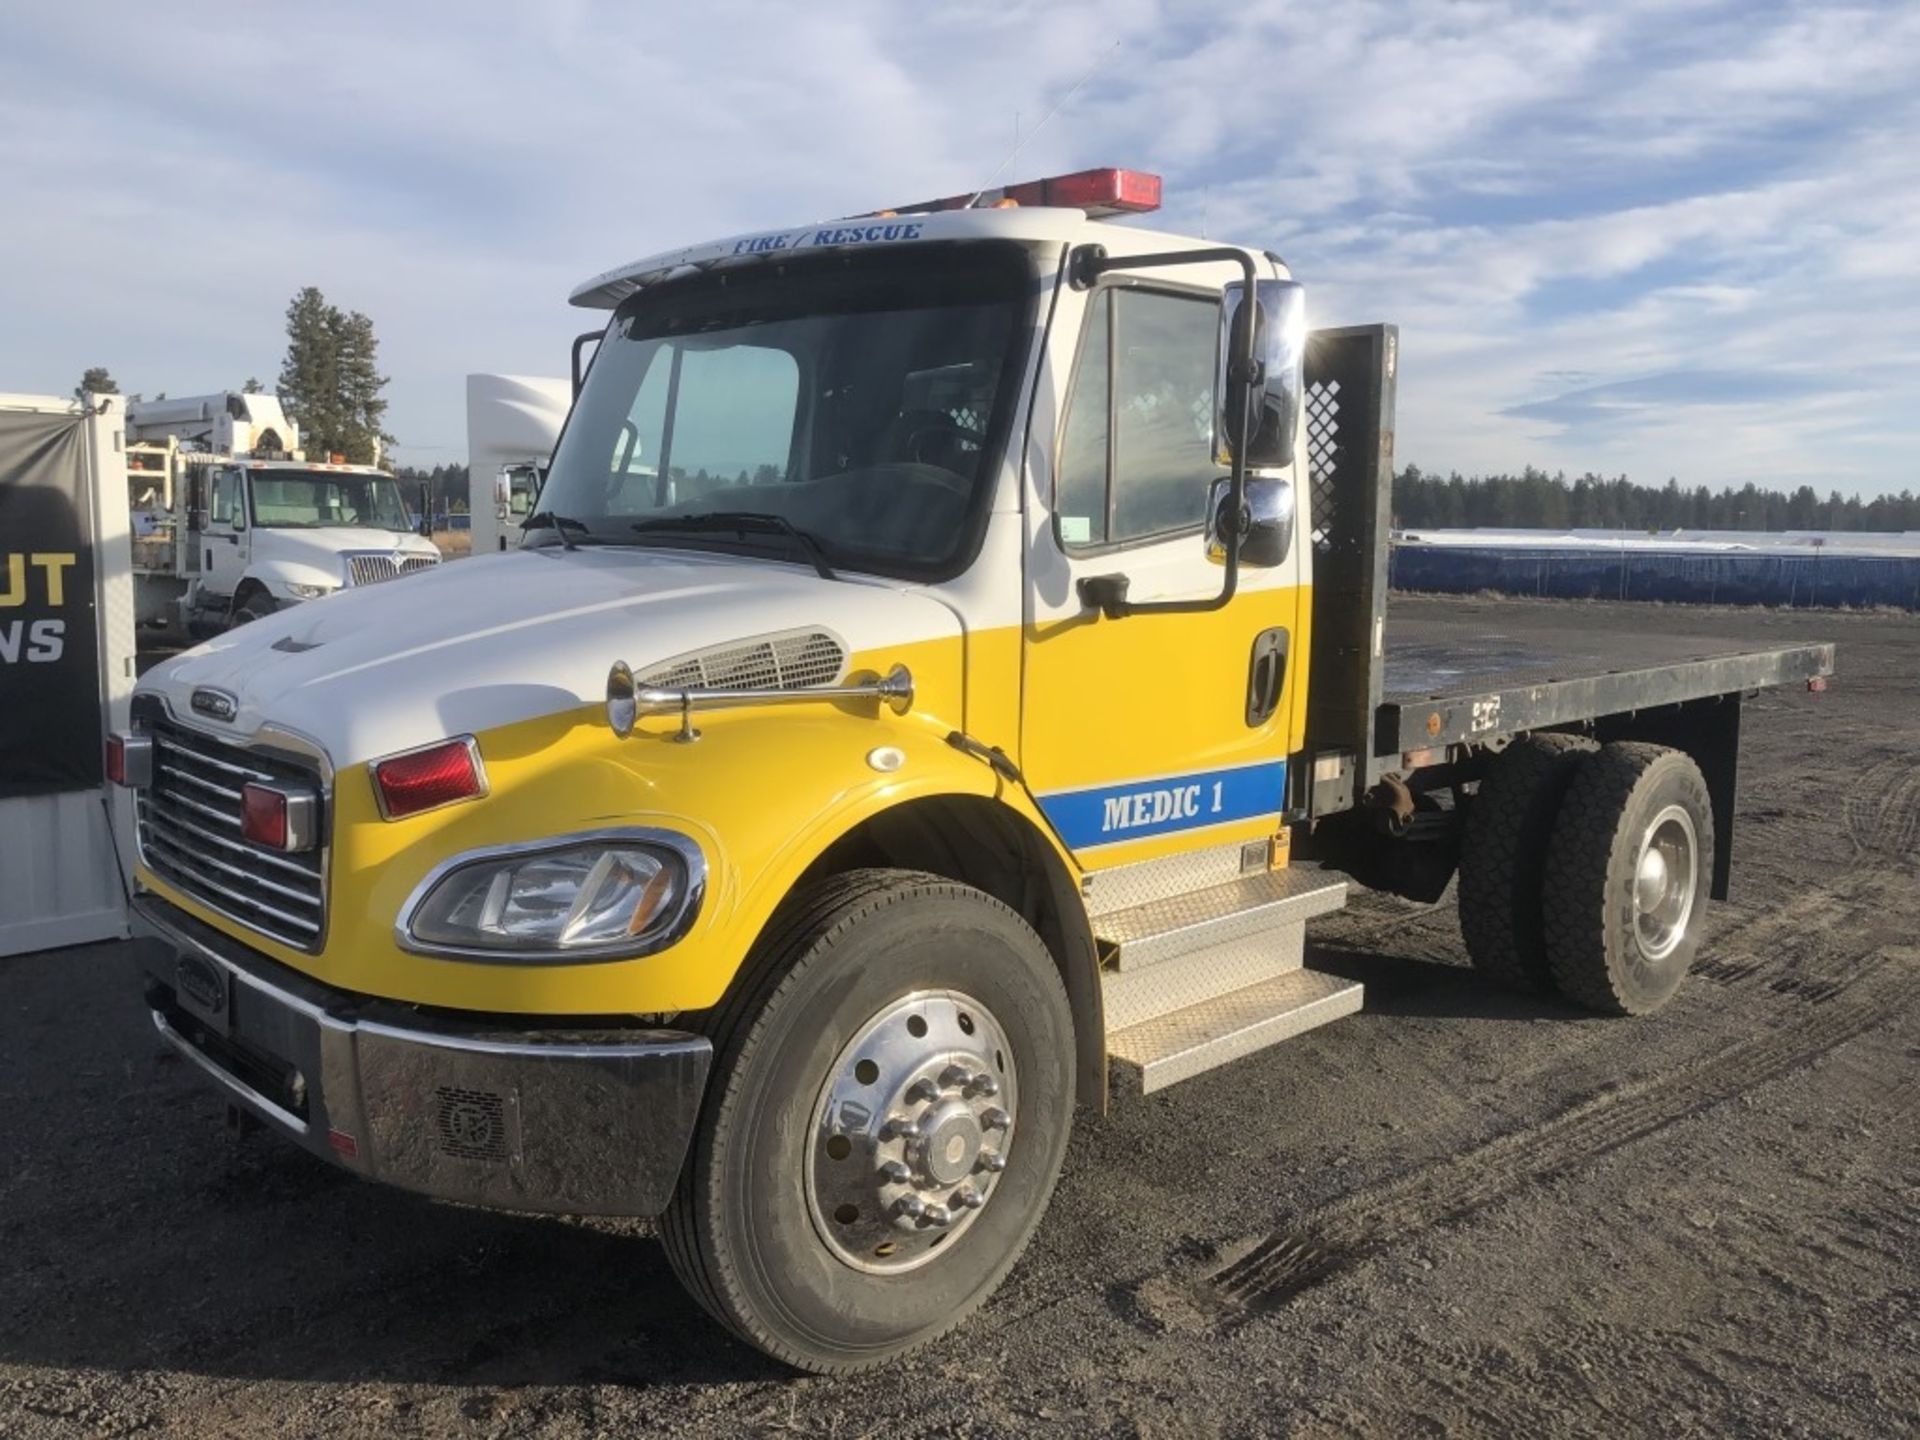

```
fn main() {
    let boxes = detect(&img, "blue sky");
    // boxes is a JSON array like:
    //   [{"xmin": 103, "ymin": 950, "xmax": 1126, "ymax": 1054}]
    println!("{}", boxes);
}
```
[{"xmin": 3, "ymin": 1, "xmax": 1915, "ymax": 493}]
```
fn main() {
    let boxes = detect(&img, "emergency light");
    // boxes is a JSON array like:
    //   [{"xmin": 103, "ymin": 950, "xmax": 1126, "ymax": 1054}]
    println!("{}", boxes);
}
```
[{"xmin": 880, "ymin": 167, "xmax": 1162, "ymax": 219}]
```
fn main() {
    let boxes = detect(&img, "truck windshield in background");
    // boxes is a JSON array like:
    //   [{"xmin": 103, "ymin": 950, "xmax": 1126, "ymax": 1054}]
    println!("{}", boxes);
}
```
[
  {"xmin": 248, "ymin": 470, "xmax": 414, "ymax": 531},
  {"xmin": 537, "ymin": 242, "xmax": 1034, "ymax": 580}
]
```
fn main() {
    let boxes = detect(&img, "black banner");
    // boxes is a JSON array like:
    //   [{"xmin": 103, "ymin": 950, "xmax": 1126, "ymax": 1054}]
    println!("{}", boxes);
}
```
[{"xmin": 0, "ymin": 408, "xmax": 102, "ymax": 799}]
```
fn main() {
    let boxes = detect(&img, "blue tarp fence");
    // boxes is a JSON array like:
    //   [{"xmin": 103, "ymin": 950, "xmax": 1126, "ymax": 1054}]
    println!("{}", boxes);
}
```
[{"xmin": 1389, "ymin": 545, "xmax": 1920, "ymax": 611}]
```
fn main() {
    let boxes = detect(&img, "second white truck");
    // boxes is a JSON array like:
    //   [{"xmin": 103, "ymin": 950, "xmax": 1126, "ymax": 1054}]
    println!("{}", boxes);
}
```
[{"xmin": 124, "ymin": 392, "xmax": 441, "ymax": 635}]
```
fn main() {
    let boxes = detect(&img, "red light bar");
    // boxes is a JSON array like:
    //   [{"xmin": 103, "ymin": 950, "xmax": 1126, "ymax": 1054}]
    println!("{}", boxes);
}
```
[
  {"xmin": 371, "ymin": 736, "xmax": 487, "ymax": 820},
  {"xmin": 881, "ymin": 167, "xmax": 1161, "ymax": 220}
]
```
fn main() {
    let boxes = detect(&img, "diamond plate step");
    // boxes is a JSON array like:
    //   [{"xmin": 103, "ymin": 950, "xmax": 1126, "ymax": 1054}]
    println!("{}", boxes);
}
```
[
  {"xmin": 1081, "ymin": 840, "xmax": 1264, "ymax": 919},
  {"xmin": 1107, "ymin": 968, "xmax": 1364, "ymax": 1096},
  {"xmin": 1095, "ymin": 869, "xmax": 1349, "ymax": 970},
  {"xmin": 1102, "ymin": 925, "xmax": 1307, "ymax": 1032}
]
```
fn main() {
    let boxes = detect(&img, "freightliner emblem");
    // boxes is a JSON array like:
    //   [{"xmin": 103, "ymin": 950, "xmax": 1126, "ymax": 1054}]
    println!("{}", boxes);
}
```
[{"xmin": 190, "ymin": 688, "xmax": 239, "ymax": 722}]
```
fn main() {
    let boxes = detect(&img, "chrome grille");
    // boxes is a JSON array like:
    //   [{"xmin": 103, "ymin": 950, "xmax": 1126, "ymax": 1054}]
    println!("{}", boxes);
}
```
[
  {"xmin": 345, "ymin": 552, "xmax": 440, "ymax": 587},
  {"xmin": 135, "ymin": 719, "xmax": 326, "ymax": 951},
  {"xmin": 638, "ymin": 630, "xmax": 847, "ymax": 692}
]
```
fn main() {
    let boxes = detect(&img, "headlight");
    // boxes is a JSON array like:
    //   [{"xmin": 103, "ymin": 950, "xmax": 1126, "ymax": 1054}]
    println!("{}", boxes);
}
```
[
  {"xmin": 399, "ymin": 830, "xmax": 705, "ymax": 961},
  {"xmin": 285, "ymin": 582, "xmax": 335, "ymax": 600}
]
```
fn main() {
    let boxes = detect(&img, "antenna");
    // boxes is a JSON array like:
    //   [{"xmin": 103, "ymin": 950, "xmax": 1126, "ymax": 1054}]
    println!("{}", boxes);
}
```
[{"xmin": 966, "ymin": 41, "xmax": 1123, "ymax": 208}]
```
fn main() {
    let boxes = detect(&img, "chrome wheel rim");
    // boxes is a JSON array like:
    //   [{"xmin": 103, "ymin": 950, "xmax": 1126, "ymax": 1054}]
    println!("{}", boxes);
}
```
[
  {"xmin": 806, "ymin": 990, "xmax": 1017, "ymax": 1274},
  {"xmin": 1632, "ymin": 804, "xmax": 1698, "ymax": 964}
]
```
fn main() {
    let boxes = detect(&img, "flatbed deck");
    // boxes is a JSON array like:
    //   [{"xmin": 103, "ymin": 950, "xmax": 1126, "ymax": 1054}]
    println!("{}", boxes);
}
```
[{"xmin": 1376, "ymin": 603, "xmax": 1835, "ymax": 759}]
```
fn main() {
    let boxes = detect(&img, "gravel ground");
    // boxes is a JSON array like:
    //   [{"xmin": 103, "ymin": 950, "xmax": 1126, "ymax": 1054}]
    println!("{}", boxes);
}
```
[{"xmin": 3, "ymin": 595, "xmax": 1916, "ymax": 1438}]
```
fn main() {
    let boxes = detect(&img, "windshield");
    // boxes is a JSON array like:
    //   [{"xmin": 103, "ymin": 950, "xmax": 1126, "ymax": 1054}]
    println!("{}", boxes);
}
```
[
  {"xmin": 537, "ymin": 242, "xmax": 1034, "ymax": 579},
  {"xmin": 248, "ymin": 470, "xmax": 414, "ymax": 531}
]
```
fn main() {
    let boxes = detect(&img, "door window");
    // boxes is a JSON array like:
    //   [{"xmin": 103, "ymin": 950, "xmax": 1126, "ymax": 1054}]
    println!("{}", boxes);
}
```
[
  {"xmin": 209, "ymin": 469, "xmax": 244, "ymax": 528},
  {"xmin": 1055, "ymin": 288, "xmax": 1218, "ymax": 548}
]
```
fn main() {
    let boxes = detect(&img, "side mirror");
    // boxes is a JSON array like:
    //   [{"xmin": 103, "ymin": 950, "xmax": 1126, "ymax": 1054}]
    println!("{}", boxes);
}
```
[
  {"xmin": 1206, "ymin": 476, "xmax": 1293, "ymax": 569},
  {"xmin": 1214, "ymin": 279, "xmax": 1306, "ymax": 470}
]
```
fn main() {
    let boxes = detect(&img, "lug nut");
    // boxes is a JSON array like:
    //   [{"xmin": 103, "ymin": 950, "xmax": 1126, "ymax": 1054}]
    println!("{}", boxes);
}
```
[
  {"xmin": 952, "ymin": 1186, "xmax": 984, "ymax": 1211},
  {"xmin": 922, "ymin": 1204, "xmax": 954, "ymax": 1228},
  {"xmin": 882, "ymin": 1115, "xmax": 920, "ymax": 1140},
  {"xmin": 893, "ymin": 1195, "xmax": 926, "ymax": 1218},
  {"xmin": 970, "ymin": 1074, "xmax": 1000, "ymax": 1098},
  {"xmin": 939, "ymin": 1064, "xmax": 973, "ymax": 1090},
  {"xmin": 980, "ymin": 1107, "xmax": 1010, "ymax": 1131},
  {"xmin": 905, "ymin": 1077, "xmax": 940, "ymax": 1103},
  {"xmin": 976, "ymin": 1149, "xmax": 1006, "ymax": 1174},
  {"xmin": 878, "ymin": 1160, "xmax": 912, "ymax": 1184}
]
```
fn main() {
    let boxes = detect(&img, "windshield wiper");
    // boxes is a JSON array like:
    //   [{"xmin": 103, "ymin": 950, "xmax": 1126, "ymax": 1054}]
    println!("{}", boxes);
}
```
[
  {"xmin": 521, "ymin": 510, "xmax": 594, "ymax": 551},
  {"xmin": 631, "ymin": 512, "xmax": 837, "ymax": 580}
]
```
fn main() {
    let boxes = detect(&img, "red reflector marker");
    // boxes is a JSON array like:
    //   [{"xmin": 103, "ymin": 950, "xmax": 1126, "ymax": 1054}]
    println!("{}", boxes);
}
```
[
  {"xmin": 372, "ymin": 737, "xmax": 486, "ymax": 820},
  {"xmin": 327, "ymin": 1128, "xmax": 360, "ymax": 1160},
  {"xmin": 241, "ymin": 783, "xmax": 287, "ymax": 849},
  {"xmin": 240, "ymin": 782, "xmax": 318, "ymax": 852},
  {"xmin": 105, "ymin": 731, "xmax": 153, "ymax": 787}
]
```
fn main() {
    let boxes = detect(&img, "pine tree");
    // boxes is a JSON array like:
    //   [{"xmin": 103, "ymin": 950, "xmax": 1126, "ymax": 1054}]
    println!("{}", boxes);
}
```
[
  {"xmin": 279, "ymin": 287, "xmax": 340, "ymax": 454},
  {"xmin": 75, "ymin": 366, "xmax": 119, "ymax": 400},
  {"xmin": 277, "ymin": 289, "xmax": 393, "ymax": 464},
  {"xmin": 331, "ymin": 308, "xmax": 391, "ymax": 465},
  {"xmin": 242, "ymin": 377, "xmax": 263, "ymax": 394}
]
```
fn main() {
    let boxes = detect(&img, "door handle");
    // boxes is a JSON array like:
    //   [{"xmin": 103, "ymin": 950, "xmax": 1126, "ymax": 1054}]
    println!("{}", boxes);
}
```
[{"xmin": 1246, "ymin": 627, "xmax": 1289, "ymax": 727}]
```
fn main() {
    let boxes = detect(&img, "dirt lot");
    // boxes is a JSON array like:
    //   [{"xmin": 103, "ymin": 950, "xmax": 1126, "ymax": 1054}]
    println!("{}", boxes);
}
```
[{"xmin": 3, "ymin": 596, "xmax": 1915, "ymax": 1438}]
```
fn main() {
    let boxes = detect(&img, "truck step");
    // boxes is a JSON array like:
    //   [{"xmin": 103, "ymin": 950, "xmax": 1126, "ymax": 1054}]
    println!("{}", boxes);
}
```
[
  {"xmin": 1095, "ymin": 869, "xmax": 1349, "ymax": 971},
  {"xmin": 1081, "ymin": 839, "xmax": 1266, "ymax": 919},
  {"xmin": 1107, "ymin": 968, "xmax": 1364, "ymax": 1096},
  {"xmin": 1102, "ymin": 925, "xmax": 1307, "ymax": 1032}
]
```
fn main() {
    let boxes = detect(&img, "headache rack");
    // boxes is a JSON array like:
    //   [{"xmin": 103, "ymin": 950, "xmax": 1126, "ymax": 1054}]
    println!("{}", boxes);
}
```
[{"xmin": 133, "ymin": 711, "xmax": 327, "ymax": 952}]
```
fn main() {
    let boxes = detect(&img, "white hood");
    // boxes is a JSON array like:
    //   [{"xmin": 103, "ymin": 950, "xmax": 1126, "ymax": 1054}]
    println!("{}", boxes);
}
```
[
  {"xmin": 253, "ymin": 526, "xmax": 438, "ymax": 576},
  {"xmin": 138, "ymin": 549, "xmax": 959, "ymax": 764}
]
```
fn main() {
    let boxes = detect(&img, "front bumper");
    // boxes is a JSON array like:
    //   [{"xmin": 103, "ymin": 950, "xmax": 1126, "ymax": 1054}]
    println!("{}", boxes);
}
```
[{"xmin": 133, "ymin": 896, "xmax": 711, "ymax": 1217}]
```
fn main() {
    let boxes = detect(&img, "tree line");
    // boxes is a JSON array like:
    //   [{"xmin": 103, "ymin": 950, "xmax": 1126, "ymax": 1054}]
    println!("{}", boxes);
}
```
[
  {"xmin": 74, "ymin": 285, "xmax": 391, "ymax": 465},
  {"xmin": 1393, "ymin": 465, "xmax": 1920, "ymax": 534},
  {"xmin": 393, "ymin": 463, "xmax": 470, "ymax": 517}
]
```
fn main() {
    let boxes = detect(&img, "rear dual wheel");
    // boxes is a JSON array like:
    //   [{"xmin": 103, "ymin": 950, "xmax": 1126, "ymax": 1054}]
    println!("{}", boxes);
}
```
[
  {"xmin": 660, "ymin": 870, "xmax": 1074, "ymax": 1373},
  {"xmin": 1542, "ymin": 743, "xmax": 1715, "ymax": 1014},
  {"xmin": 1463, "ymin": 738, "xmax": 1714, "ymax": 1014}
]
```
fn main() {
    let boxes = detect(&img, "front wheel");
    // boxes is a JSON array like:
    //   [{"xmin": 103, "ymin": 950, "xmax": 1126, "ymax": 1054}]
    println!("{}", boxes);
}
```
[{"xmin": 659, "ymin": 870, "xmax": 1075, "ymax": 1373}]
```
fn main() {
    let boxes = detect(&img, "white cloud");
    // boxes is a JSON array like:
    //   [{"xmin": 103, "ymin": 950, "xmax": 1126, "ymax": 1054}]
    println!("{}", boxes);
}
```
[{"xmin": 0, "ymin": 0, "xmax": 1915, "ymax": 491}]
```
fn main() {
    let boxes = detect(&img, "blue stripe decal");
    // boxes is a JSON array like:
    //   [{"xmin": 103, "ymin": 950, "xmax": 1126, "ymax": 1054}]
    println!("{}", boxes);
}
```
[{"xmin": 1036, "ymin": 760, "xmax": 1288, "ymax": 852}]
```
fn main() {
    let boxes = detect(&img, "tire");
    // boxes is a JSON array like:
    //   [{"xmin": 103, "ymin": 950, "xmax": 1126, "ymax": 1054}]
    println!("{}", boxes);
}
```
[
  {"xmin": 1542, "ymin": 743, "xmax": 1715, "ymax": 1015},
  {"xmin": 1459, "ymin": 733, "xmax": 1596, "ymax": 990},
  {"xmin": 228, "ymin": 589, "xmax": 275, "ymax": 628},
  {"xmin": 660, "ymin": 869, "xmax": 1076, "ymax": 1373}
]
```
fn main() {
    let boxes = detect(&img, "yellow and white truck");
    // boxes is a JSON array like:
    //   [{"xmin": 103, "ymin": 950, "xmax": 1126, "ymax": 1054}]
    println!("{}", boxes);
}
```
[{"xmin": 115, "ymin": 169, "xmax": 1835, "ymax": 1372}]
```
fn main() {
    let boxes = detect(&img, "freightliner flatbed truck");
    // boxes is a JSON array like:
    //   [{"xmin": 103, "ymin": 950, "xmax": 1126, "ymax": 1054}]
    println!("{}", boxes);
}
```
[{"xmin": 113, "ymin": 168, "xmax": 1836, "ymax": 1372}]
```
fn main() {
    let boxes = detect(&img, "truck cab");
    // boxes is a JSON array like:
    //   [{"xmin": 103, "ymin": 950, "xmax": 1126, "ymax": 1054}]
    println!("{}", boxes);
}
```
[
  {"xmin": 192, "ymin": 459, "xmax": 442, "ymax": 626},
  {"xmin": 117, "ymin": 169, "xmax": 1831, "ymax": 1373}
]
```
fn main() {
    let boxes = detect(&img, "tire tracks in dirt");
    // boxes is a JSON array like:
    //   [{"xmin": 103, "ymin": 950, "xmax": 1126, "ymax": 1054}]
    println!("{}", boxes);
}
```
[{"xmin": 1142, "ymin": 869, "xmax": 1913, "ymax": 1329}]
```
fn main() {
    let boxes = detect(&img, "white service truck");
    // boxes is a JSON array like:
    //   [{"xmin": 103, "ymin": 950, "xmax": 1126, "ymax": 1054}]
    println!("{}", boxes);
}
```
[
  {"xmin": 124, "ymin": 392, "xmax": 441, "ymax": 636},
  {"xmin": 466, "ymin": 373, "xmax": 569, "ymax": 554}
]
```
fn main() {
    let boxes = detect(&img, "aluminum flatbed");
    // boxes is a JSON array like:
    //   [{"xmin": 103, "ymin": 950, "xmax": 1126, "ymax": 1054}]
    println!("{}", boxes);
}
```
[{"xmin": 1378, "ymin": 602, "xmax": 1836, "ymax": 760}]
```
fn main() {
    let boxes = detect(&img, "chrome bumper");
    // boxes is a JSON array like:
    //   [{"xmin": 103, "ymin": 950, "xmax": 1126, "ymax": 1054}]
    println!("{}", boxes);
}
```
[{"xmin": 133, "ymin": 896, "xmax": 711, "ymax": 1217}]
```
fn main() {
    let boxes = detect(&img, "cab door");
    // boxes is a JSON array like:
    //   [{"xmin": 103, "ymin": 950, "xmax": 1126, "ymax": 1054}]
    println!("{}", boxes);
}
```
[
  {"xmin": 1020, "ymin": 267, "xmax": 1306, "ymax": 869},
  {"xmin": 201, "ymin": 466, "xmax": 251, "ymax": 602}
]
